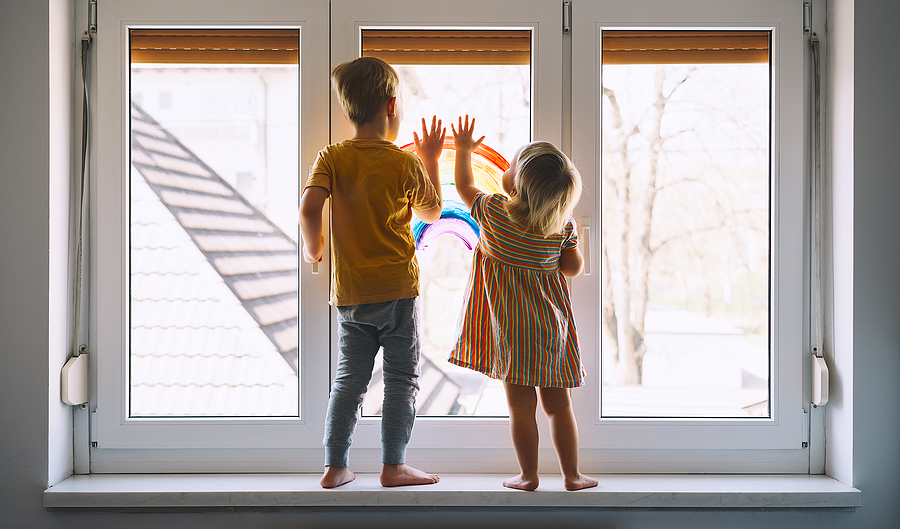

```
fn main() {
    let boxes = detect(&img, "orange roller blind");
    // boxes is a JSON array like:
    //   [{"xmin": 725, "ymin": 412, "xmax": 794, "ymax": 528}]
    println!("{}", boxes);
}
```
[
  {"xmin": 603, "ymin": 31, "xmax": 769, "ymax": 65},
  {"xmin": 362, "ymin": 30, "xmax": 531, "ymax": 65},
  {"xmin": 130, "ymin": 29, "xmax": 299, "ymax": 65}
]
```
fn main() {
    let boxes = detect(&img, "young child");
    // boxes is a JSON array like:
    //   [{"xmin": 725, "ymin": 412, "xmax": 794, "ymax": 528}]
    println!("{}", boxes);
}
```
[
  {"xmin": 300, "ymin": 56, "xmax": 446, "ymax": 488},
  {"xmin": 450, "ymin": 116, "xmax": 598, "ymax": 491}
]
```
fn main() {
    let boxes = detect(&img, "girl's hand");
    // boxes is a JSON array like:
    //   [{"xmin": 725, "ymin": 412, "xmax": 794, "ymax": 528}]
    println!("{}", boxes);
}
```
[
  {"xmin": 413, "ymin": 116, "xmax": 445, "ymax": 163},
  {"xmin": 452, "ymin": 115, "xmax": 485, "ymax": 210},
  {"xmin": 451, "ymin": 115, "xmax": 485, "ymax": 154}
]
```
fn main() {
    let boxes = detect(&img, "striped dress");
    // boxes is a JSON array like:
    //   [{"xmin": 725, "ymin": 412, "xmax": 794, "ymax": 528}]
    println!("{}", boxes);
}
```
[{"xmin": 449, "ymin": 193, "xmax": 585, "ymax": 388}]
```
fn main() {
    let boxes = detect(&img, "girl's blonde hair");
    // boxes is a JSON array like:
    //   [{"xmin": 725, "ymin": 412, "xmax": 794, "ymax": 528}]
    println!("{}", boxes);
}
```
[{"xmin": 505, "ymin": 142, "xmax": 582, "ymax": 236}]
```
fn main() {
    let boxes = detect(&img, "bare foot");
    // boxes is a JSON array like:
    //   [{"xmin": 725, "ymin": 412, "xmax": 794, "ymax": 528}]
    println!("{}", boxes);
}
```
[
  {"xmin": 380, "ymin": 463, "xmax": 440, "ymax": 487},
  {"xmin": 564, "ymin": 473, "xmax": 599, "ymax": 491},
  {"xmin": 320, "ymin": 466, "xmax": 356, "ymax": 488},
  {"xmin": 502, "ymin": 473, "xmax": 539, "ymax": 491}
]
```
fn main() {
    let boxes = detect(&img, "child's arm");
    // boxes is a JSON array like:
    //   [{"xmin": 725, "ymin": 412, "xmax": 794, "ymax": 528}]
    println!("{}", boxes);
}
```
[
  {"xmin": 412, "ymin": 116, "xmax": 445, "ymax": 223},
  {"xmin": 559, "ymin": 246, "xmax": 584, "ymax": 277},
  {"xmin": 451, "ymin": 115, "xmax": 485, "ymax": 210},
  {"xmin": 299, "ymin": 186, "xmax": 329, "ymax": 263}
]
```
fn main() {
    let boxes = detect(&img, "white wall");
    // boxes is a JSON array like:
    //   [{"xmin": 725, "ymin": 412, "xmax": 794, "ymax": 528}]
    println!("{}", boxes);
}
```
[
  {"xmin": 1, "ymin": 0, "xmax": 899, "ymax": 527},
  {"xmin": 844, "ymin": 1, "xmax": 900, "ymax": 525},
  {"xmin": 1, "ymin": 0, "xmax": 64, "ymax": 525}
]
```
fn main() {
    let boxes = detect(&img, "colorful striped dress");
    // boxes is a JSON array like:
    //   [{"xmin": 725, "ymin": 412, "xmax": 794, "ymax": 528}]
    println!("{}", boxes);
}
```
[{"xmin": 449, "ymin": 193, "xmax": 585, "ymax": 388}]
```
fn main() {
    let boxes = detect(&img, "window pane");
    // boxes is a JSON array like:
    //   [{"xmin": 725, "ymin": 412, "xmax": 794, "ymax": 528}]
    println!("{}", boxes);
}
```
[
  {"xmin": 360, "ymin": 32, "xmax": 531, "ymax": 417},
  {"xmin": 600, "ymin": 33, "xmax": 770, "ymax": 418},
  {"xmin": 129, "ymin": 29, "xmax": 300, "ymax": 417}
]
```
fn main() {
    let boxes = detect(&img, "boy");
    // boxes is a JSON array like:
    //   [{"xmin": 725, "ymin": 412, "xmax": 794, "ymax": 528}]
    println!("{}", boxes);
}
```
[{"xmin": 299, "ymin": 57, "xmax": 445, "ymax": 488}]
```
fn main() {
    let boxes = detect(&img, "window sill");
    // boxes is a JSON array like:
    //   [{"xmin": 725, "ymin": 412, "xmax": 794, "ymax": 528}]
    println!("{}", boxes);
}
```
[{"xmin": 44, "ymin": 473, "xmax": 860, "ymax": 509}]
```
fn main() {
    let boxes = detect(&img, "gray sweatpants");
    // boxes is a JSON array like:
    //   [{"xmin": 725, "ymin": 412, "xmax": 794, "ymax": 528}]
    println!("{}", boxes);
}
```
[{"xmin": 324, "ymin": 297, "xmax": 420, "ymax": 467}]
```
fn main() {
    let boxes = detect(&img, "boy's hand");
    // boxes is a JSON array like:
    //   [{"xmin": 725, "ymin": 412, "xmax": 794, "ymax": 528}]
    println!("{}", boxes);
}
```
[
  {"xmin": 412, "ymin": 116, "xmax": 445, "ymax": 223},
  {"xmin": 413, "ymin": 116, "xmax": 445, "ymax": 162},
  {"xmin": 451, "ymin": 115, "xmax": 485, "ymax": 154}
]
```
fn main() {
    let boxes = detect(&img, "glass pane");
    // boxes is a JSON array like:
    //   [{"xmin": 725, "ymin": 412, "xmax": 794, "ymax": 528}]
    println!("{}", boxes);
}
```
[
  {"xmin": 361, "ymin": 46, "xmax": 531, "ymax": 417},
  {"xmin": 600, "ymin": 43, "xmax": 770, "ymax": 418},
  {"xmin": 129, "ymin": 30, "xmax": 300, "ymax": 417}
]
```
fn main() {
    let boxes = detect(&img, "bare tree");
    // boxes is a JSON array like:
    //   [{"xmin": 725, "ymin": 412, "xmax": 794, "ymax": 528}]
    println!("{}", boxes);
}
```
[
  {"xmin": 601, "ymin": 63, "xmax": 769, "ymax": 386},
  {"xmin": 602, "ymin": 66, "xmax": 684, "ymax": 384}
]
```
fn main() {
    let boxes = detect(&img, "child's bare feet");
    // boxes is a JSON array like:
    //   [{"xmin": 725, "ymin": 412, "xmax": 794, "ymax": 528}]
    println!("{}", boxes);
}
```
[
  {"xmin": 320, "ymin": 466, "xmax": 356, "ymax": 488},
  {"xmin": 380, "ymin": 463, "xmax": 440, "ymax": 487},
  {"xmin": 564, "ymin": 473, "xmax": 599, "ymax": 491},
  {"xmin": 502, "ymin": 473, "xmax": 540, "ymax": 491}
]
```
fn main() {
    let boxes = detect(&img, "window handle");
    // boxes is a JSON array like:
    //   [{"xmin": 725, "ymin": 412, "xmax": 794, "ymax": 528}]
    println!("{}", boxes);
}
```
[
  {"xmin": 579, "ymin": 217, "xmax": 591, "ymax": 276},
  {"xmin": 305, "ymin": 164, "xmax": 321, "ymax": 276}
]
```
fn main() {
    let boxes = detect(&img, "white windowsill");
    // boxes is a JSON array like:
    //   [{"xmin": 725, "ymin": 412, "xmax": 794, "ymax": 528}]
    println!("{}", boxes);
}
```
[{"xmin": 44, "ymin": 473, "xmax": 860, "ymax": 509}]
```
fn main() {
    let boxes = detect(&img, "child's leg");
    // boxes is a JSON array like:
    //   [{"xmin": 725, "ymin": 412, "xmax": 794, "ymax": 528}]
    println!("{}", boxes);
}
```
[
  {"xmin": 502, "ymin": 382, "xmax": 540, "ymax": 491},
  {"xmin": 321, "ymin": 306, "xmax": 380, "ymax": 488},
  {"xmin": 375, "ymin": 298, "xmax": 438, "ymax": 487},
  {"xmin": 538, "ymin": 387, "xmax": 598, "ymax": 491}
]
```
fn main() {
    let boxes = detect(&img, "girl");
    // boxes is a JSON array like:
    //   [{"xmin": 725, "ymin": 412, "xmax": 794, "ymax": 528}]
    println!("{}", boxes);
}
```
[{"xmin": 450, "ymin": 116, "xmax": 597, "ymax": 492}]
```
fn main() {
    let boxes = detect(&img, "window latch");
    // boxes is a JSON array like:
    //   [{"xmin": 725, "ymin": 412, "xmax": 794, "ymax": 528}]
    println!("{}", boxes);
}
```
[
  {"xmin": 578, "ymin": 217, "xmax": 591, "ymax": 275},
  {"xmin": 89, "ymin": 0, "xmax": 97, "ymax": 33},
  {"xmin": 61, "ymin": 346, "xmax": 88, "ymax": 406},
  {"xmin": 803, "ymin": 2, "xmax": 811, "ymax": 35},
  {"xmin": 811, "ymin": 347, "xmax": 829, "ymax": 406}
]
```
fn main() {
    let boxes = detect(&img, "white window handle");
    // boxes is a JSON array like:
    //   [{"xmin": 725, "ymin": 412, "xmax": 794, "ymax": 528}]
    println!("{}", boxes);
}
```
[
  {"xmin": 579, "ymin": 217, "xmax": 591, "ymax": 276},
  {"xmin": 305, "ymin": 164, "xmax": 321, "ymax": 276}
]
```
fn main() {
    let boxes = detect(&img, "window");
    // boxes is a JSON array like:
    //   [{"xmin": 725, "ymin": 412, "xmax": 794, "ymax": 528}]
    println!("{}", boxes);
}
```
[
  {"xmin": 89, "ymin": 0, "xmax": 815, "ymax": 474},
  {"xmin": 129, "ymin": 29, "xmax": 301, "ymax": 418},
  {"xmin": 598, "ymin": 31, "xmax": 772, "ymax": 419},
  {"xmin": 325, "ymin": 0, "xmax": 562, "ymax": 471},
  {"xmin": 92, "ymin": 0, "xmax": 330, "ymax": 472},
  {"xmin": 91, "ymin": 0, "xmax": 563, "ymax": 473},
  {"xmin": 570, "ymin": 1, "xmax": 809, "ymax": 471}
]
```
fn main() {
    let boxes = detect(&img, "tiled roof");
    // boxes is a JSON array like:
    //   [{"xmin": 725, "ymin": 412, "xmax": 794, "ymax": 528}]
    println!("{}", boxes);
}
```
[
  {"xmin": 130, "ymin": 165, "xmax": 297, "ymax": 416},
  {"xmin": 130, "ymin": 105, "xmax": 298, "ymax": 416},
  {"xmin": 131, "ymin": 104, "xmax": 299, "ymax": 373}
]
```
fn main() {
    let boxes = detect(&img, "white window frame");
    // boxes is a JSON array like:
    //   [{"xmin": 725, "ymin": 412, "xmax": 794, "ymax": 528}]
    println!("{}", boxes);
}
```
[
  {"xmin": 569, "ymin": 0, "xmax": 812, "ymax": 472},
  {"xmin": 91, "ymin": 0, "xmax": 332, "ymax": 473},
  {"xmin": 86, "ymin": 0, "xmax": 818, "ymax": 475},
  {"xmin": 90, "ymin": 0, "xmax": 564, "ymax": 474},
  {"xmin": 327, "ymin": 0, "xmax": 564, "ymax": 474}
]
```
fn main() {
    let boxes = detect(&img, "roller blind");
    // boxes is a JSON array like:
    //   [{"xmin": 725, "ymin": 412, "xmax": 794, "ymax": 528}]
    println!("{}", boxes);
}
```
[
  {"xmin": 130, "ymin": 29, "xmax": 299, "ymax": 65},
  {"xmin": 603, "ymin": 31, "xmax": 769, "ymax": 65},
  {"xmin": 361, "ymin": 29, "xmax": 530, "ymax": 65}
]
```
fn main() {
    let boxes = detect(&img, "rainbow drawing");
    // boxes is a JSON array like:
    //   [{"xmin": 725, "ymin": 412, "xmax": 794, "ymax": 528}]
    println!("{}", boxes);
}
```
[{"xmin": 401, "ymin": 139, "xmax": 509, "ymax": 251}]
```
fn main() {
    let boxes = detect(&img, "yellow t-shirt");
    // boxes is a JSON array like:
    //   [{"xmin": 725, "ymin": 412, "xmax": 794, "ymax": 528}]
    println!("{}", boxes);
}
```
[{"xmin": 305, "ymin": 139, "xmax": 440, "ymax": 306}]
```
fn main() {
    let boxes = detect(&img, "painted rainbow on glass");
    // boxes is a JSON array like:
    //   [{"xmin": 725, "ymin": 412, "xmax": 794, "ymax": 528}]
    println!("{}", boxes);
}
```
[{"xmin": 401, "ymin": 139, "xmax": 510, "ymax": 251}]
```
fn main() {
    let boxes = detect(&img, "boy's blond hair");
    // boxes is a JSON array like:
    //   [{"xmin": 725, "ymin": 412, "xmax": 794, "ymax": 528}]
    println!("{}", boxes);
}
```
[
  {"xmin": 330, "ymin": 57, "xmax": 400, "ymax": 128},
  {"xmin": 505, "ymin": 142, "xmax": 582, "ymax": 236}
]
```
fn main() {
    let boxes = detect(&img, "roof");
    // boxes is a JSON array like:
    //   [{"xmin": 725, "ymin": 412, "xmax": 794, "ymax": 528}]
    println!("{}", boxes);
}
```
[
  {"xmin": 130, "ymin": 104, "xmax": 299, "ymax": 416},
  {"xmin": 131, "ymin": 104, "xmax": 299, "ymax": 369}
]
